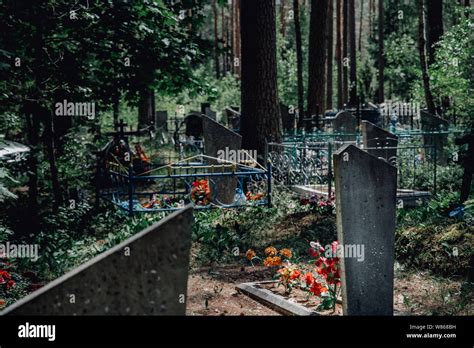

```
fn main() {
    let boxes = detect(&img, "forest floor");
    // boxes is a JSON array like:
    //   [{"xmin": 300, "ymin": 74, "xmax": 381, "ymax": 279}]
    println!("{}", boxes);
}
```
[{"xmin": 186, "ymin": 264, "xmax": 473, "ymax": 316}]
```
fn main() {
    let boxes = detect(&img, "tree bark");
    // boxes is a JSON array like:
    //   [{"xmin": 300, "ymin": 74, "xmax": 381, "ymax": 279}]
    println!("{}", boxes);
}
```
[
  {"xmin": 307, "ymin": 0, "xmax": 329, "ymax": 126},
  {"xmin": 222, "ymin": 6, "xmax": 227, "ymax": 76},
  {"xmin": 426, "ymin": 0, "xmax": 443, "ymax": 65},
  {"xmin": 336, "ymin": 0, "xmax": 344, "ymax": 109},
  {"xmin": 348, "ymin": 0, "xmax": 357, "ymax": 106},
  {"xmin": 294, "ymin": 0, "xmax": 305, "ymax": 126},
  {"xmin": 418, "ymin": 0, "xmax": 437, "ymax": 115},
  {"xmin": 42, "ymin": 108, "xmax": 62, "ymax": 212},
  {"xmin": 378, "ymin": 0, "xmax": 385, "ymax": 103},
  {"xmin": 342, "ymin": 0, "xmax": 349, "ymax": 105},
  {"xmin": 235, "ymin": 0, "xmax": 241, "ymax": 78},
  {"xmin": 326, "ymin": 0, "xmax": 334, "ymax": 110},
  {"xmin": 213, "ymin": 0, "xmax": 220, "ymax": 79},
  {"xmin": 280, "ymin": 0, "xmax": 287, "ymax": 37},
  {"xmin": 24, "ymin": 105, "xmax": 40, "ymax": 231},
  {"xmin": 240, "ymin": 0, "xmax": 282, "ymax": 158},
  {"xmin": 358, "ymin": 0, "xmax": 364, "ymax": 51}
]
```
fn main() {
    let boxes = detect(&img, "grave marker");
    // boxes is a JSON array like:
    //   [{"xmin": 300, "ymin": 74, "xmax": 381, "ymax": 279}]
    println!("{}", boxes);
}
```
[
  {"xmin": 361, "ymin": 121, "xmax": 398, "ymax": 163},
  {"xmin": 155, "ymin": 110, "xmax": 168, "ymax": 131},
  {"xmin": 1, "ymin": 206, "xmax": 194, "ymax": 316},
  {"xmin": 202, "ymin": 115, "xmax": 242, "ymax": 204},
  {"xmin": 334, "ymin": 144, "xmax": 396, "ymax": 315},
  {"xmin": 201, "ymin": 103, "xmax": 217, "ymax": 121},
  {"xmin": 333, "ymin": 111, "xmax": 357, "ymax": 144}
]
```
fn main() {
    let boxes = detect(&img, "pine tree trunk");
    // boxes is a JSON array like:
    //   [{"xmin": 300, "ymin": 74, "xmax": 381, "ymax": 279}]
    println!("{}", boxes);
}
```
[
  {"xmin": 240, "ymin": 0, "xmax": 282, "ymax": 158},
  {"xmin": 294, "ymin": 0, "xmax": 305, "ymax": 126},
  {"xmin": 235, "ymin": 0, "xmax": 242, "ymax": 78},
  {"xmin": 222, "ymin": 6, "xmax": 227, "ymax": 76},
  {"xmin": 418, "ymin": 0, "xmax": 437, "ymax": 115},
  {"xmin": 307, "ymin": 0, "xmax": 329, "ymax": 126},
  {"xmin": 426, "ymin": 0, "xmax": 443, "ymax": 65},
  {"xmin": 43, "ymin": 108, "xmax": 62, "ymax": 212},
  {"xmin": 342, "ymin": 0, "xmax": 349, "ymax": 105},
  {"xmin": 378, "ymin": 0, "xmax": 385, "ymax": 103},
  {"xmin": 280, "ymin": 0, "xmax": 287, "ymax": 37},
  {"xmin": 336, "ymin": 0, "xmax": 344, "ymax": 109},
  {"xmin": 24, "ymin": 106, "xmax": 40, "ymax": 231},
  {"xmin": 326, "ymin": 0, "xmax": 334, "ymax": 110},
  {"xmin": 348, "ymin": 0, "xmax": 357, "ymax": 106},
  {"xmin": 213, "ymin": 0, "xmax": 220, "ymax": 79},
  {"xmin": 358, "ymin": 0, "xmax": 364, "ymax": 51}
]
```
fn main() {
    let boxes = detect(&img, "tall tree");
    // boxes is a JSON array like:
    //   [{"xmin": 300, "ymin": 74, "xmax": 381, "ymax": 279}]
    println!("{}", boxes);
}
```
[
  {"xmin": 280, "ymin": 0, "xmax": 288, "ymax": 37},
  {"xmin": 222, "ymin": 5, "xmax": 228, "ymax": 76},
  {"xmin": 240, "ymin": 0, "xmax": 282, "ymax": 157},
  {"xmin": 358, "ymin": 0, "xmax": 364, "ymax": 51},
  {"xmin": 336, "ymin": 0, "xmax": 344, "ymax": 109},
  {"xmin": 378, "ymin": 0, "xmax": 385, "ymax": 103},
  {"xmin": 326, "ymin": 0, "xmax": 334, "ymax": 110},
  {"xmin": 307, "ymin": 0, "xmax": 329, "ymax": 125},
  {"xmin": 294, "ymin": 0, "xmax": 305, "ymax": 126},
  {"xmin": 348, "ymin": 0, "xmax": 357, "ymax": 106},
  {"xmin": 343, "ymin": 0, "xmax": 349, "ymax": 105},
  {"xmin": 426, "ymin": 0, "xmax": 443, "ymax": 65},
  {"xmin": 418, "ymin": 0, "xmax": 437, "ymax": 115},
  {"xmin": 212, "ymin": 0, "xmax": 220, "ymax": 79}
]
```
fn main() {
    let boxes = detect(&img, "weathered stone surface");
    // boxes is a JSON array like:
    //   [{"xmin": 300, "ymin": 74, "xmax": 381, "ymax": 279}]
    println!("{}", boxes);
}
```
[
  {"xmin": 184, "ymin": 113, "xmax": 204, "ymax": 138},
  {"xmin": 420, "ymin": 110, "xmax": 448, "ymax": 164},
  {"xmin": 201, "ymin": 103, "xmax": 217, "ymax": 121},
  {"xmin": 155, "ymin": 110, "xmax": 168, "ymax": 130},
  {"xmin": 1, "ymin": 206, "xmax": 194, "ymax": 316},
  {"xmin": 333, "ymin": 111, "xmax": 357, "ymax": 143},
  {"xmin": 361, "ymin": 120, "xmax": 398, "ymax": 162},
  {"xmin": 202, "ymin": 115, "xmax": 242, "ymax": 204},
  {"xmin": 334, "ymin": 144, "xmax": 397, "ymax": 315}
]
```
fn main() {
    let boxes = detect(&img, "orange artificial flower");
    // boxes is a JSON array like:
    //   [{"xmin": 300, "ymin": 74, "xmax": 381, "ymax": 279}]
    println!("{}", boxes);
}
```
[
  {"xmin": 246, "ymin": 249, "xmax": 256, "ymax": 261},
  {"xmin": 304, "ymin": 272, "xmax": 314, "ymax": 286},
  {"xmin": 264, "ymin": 256, "xmax": 282, "ymax": 267},
  {"xmin": 0, "ymin": 299, "xmax": 5, "ymax": 308},
  {"xmin": 279, "ymin": 248, "xmax": 292, "ymax": 259},
  {"xmin": 264, "ymin": 246, "xmax": 278, "ymax": 256}
]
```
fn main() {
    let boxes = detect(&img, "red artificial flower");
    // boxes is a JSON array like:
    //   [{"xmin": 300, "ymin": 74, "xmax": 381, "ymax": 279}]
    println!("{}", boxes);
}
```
[
  {"xmin": 6, "ymin": 280, "xmax": 15, "ymax": 289},
  {"xmin": 309, "ymin": 281, "xmax": 328, "ymax": 296},
  {"xmin": 290, "ymin": 270, "xmax": 301, "ymax": 280},
  {"xmin": 304, "ymin": 272, "xmax": 314, "ymax": 286}
]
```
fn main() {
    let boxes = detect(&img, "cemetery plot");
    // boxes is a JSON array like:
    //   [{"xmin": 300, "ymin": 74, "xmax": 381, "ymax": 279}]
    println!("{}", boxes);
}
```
[{"xmin": 99, "ymin": 154, "xmax": 271, "ymax": 214}]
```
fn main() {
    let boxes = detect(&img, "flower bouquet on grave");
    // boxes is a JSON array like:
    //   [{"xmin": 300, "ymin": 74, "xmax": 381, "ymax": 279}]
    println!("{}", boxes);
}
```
[{"xmin": 191, "ymin": 179, "xmax": 211, "ymax": 206}]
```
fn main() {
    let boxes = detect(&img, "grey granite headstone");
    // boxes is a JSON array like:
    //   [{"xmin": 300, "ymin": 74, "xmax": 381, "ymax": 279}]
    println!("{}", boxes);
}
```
[
  {"xmin": 334, "ymin": 144, "xmax": 396, "ymax": 315},
  {"xmin": 1, "ymin": 206, "xmax": 194, "ymax": 316},
  {"xmin": 333, "ymin": 111, "xmax": 357, "ymax": 143},
  {"xmin": 156, "ymin": 110, "xmax": 168, "ymax": 131},
  {"xmin": 201, "ymin": 103, "xmax": 217, "ymax": 121},
  {"xmin": 420, "ymin": 110, "xmax": 448, "ymax": 164},
  {"xmin": 184, "ymin": 113, "xmax": 204, "ymax": 138},
  {"xmin": 202, "ymin": 115, "xmax": 242, "ymax": 205},
  {"xmin": 361, "ymin": 121, "xmax": 398, "ymax": 163}
]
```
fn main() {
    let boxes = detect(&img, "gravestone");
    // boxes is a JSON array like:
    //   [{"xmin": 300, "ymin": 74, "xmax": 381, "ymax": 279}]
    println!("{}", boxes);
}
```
[
  {"xmin": 202, "ymin": 115, "xmax": 242, "ymax": 205},
  {"xmin": 155, "ymin": 110, "xmax": 168, "ymax": 131},
  {"xmin": 184, "ymin": 113, "xmax": 204, "ymax": 138},
  {"xmin": 333, "ymin": 111, "xmax": 357, "ymax": 143},
  {"xmin": 420, "ymin": 110, "xmax": 448, "ymax": 164},
  {"xmin": 334, "ymin": 144, "xmax": 397, "ymax": 315},
  {"xmin": 1, "ymin": 206, "xmax": 194, "ymax": 316},
  {"xmin": 201, "ymin": 103, "xmax": 217, "ymax": 121},
  {"xmin": 280, "ymin": 103, "xmax": 295, "ymax": 132},
  {"xmin": 361, "ymin": 121, "xmax": 398, "ymax": 163}
]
